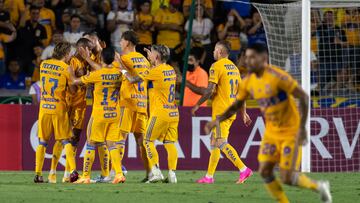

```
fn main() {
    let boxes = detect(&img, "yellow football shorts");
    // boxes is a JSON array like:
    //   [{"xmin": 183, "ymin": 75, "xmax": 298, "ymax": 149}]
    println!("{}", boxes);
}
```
[
  {"xmin": 145, "ymin": 116, "xmax": 178, "ymax": 142},
  {"xmin": 119, "ymin": 107, "xmax": 147, "ymax": 135},
  {"xmin": 86, "ymin": 117, "xmax": 120, "ymax": 143},
  {"xmin": 38, "ymin": 112, "xmax": 72, "ymax": 141},
  {"xmin": 258, "ymin": 135, "xmax": 302, "ymax": 171},
  {"xmin": 212, "ymin": 117, "xmax": 235, "ymax": 139},
  {"xmin": 69, "ymin": 106, "xmax": 86, "ymax": 130}
]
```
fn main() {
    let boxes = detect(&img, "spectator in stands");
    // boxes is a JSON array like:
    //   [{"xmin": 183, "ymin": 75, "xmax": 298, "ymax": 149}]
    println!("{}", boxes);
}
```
[
  {"xmin": 17, "ymin": 5, "xmax": 47, "ymax": 76},
  {"xmin": 154, "ymin": 0, "xmax": 184, "ymax": 66},
  {"xmin": 185, "ymin": 4, "xmax": 213, "ymax": 71},
  {"xmin": 29, "ymin": 80, "xmax": 41, "ymax": 104},
  {"xmin": 95, "ymin": 0, "xmax": 112, "ymax": 45},
  {"xmin": 134, "ymin": 0, "xmax": 153, "ymax": 56},
  {"xmin": 183, "ymin": 48, "xmax": 208, "ymax": 107},
  {"xmin": 217, "ymin": 9, "xmax": 245, "ymax": 62},
  {"xmin": 322, "ymin": 67, "xmax": 357, "ymax": 97},
  {"xmin": 183, "ymin": 0, "xmax": 213, "ymax": 19},
  {"xmin": 0, "ymin": 0, "xmax": 12, "ymax": 34},
  {"xmin": 247, "ymin": 11, "xmax": 266, "ymax": 47},
  {"xmin": 31, "ymin": 43, "xmax": 43, "ymax": 83},
  {"xmin": 41, "ymin": 30, "xmax": 63, "ymax": 60},
  {"xmin": 311, "ymin": 52, "xmax": 320, "ymax": 96},
  {"xmin": 27, "ymin": 0, "xmax": 56, "ymax": 46},
  {"xmin": 236, "ymin": 48, "xmax": 247, "ymax": 77},
  {"xmin": 0, "ymin": 59, "xmax": 25, "ymax": 89},
  {"xmin": 63, "ymin": 0, "xmax": 97, "ymax": 32},
  {"xmin": 317, "ymin": 10, "xmax": 348, "ymax": 85},
  {"xmin": 311, "ymin": 9, "xmax": 320, "ymax": 54},
  {"xmin": 63, "ymin": 14, "xmax": 84, "ymax": 45},
  {"xmin": 342, "ymin": 8, "xmax": 360, "ymax": 70},
  {"xmin": 151, "ymin": 0, "xmax": 169, "ymax": 15},
  {"xmin": 4, "ymin": 0, "xmax": 25, "ymax": 26},
  {"xmin": 107, "ymin": 0, "xmax": 134, "ymax": 53}
]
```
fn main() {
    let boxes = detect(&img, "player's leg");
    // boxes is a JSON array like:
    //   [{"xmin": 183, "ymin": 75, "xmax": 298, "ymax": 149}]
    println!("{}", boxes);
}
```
[
  {"xmin": 106, "ymin": 122, "xmax": 125, "ymax": 184},
  {"xmin": 143, "ymin": 116, "xmax": 165, "ymax": 183},
  {"xmin": 134, "ymin": 112, "xmax": 151, "ymax": 181},
  {"xmin": 163, "ymin": 121, "xmax": 178, "ymax": 183},
  {"xmin": 196, "ymin": 133, "xmax": 219, "ymax": 184},
  {"xmin": 278, "ymin": 139, "xmax": 332, "ymax": 203},
  {"xmin": 35, "ymin": 113, "xmax": 53, "ymax": 183},
  {"xmin": 48, "ymin": 140, "xmax": 63, "ymax": 183},
  {"xmin": 96, "ymin": 142, "xmax": 110, "ymax": 181},
  {"xmin": 63, "ymin": 128, "xmax": 81, "ymax": 183}
]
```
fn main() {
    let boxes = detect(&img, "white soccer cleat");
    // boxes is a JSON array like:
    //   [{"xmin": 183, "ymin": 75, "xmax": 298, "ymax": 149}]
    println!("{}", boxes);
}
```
[
  {"xmin": 318, "ymin": 180, "xmax": 332, "ymax": 203},
  {"xmin": 167, "ymin": 171, "xmax": 177, "ymax": 183},
  {"xmin": 146, "ymin": 168, "xmax": 163, "ymax": 183}
]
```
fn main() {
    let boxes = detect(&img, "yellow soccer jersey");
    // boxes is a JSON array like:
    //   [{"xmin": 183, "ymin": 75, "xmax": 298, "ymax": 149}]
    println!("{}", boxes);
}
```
[
  {"xmin": 120, "ymin": 52, "xmax": 150, "ymax": 114},
  {"xmin": 67, "ymin": 56, "xmax": 88, "ymax": 108},
  {"xmin": 154, "ymin": 9, "xmax": 184, "ymax": 48},
  {"xmin": 39, "ymin": 59, "xmax": 70, "ymax": 114},
  {"xmin": 140, "ymin": 64, "xmax": 179, "ymax": 121},
  {"xmin": 81, "ymin": 67, "xmax": 122, "ymax": 122},
  {"xmin": 136, "ymin": 13, "xmax": 153, "ymax": 45},
  {"xmin": 209, "ymin": 58, "xmax": 241, "ymax": 120},
  {"xmin": 237, "ymin": 65, "xmax": 300, "ymax": 139}
]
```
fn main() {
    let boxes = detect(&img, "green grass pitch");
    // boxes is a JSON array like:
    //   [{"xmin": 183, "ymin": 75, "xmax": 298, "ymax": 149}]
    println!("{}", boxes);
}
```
[{"xmin": 0, "ymin": 171, "xmax": 358, "ymax": 203}]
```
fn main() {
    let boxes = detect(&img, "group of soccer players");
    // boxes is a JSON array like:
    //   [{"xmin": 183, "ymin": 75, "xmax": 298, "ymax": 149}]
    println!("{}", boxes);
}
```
[{"xmin": 33, "ymin": 28, "xmax": 332, "ymax": 202}]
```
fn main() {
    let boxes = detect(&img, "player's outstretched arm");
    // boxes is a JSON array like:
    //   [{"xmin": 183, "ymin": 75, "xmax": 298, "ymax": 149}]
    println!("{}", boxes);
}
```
[
  {"xmin": 121, "ymin": 69, "xmax": 143, "ymax": 84},
  {"xmin": 191, "ymin": 82, "xmax": 216, "ymax": 116},
  {"xmin": 204, "ymin": 99, "xmax": 245, "ymax": 134},
  {"xmin": 292, "ymin": 86, "xmax": 310, "ymax": 146},
  {"xmin": 68, "ymin": 66, "xmax": 84, "ymax": 86},
  {"xmin": 186, "ymin": 81, "xmax": 207, "ymax": 95}
]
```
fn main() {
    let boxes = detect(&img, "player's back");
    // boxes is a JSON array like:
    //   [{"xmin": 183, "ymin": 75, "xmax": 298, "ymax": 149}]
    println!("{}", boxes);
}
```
[
  {"xmin": 120, "ymin": 52, "xmax": 150, "ymax": 113},
  {"xmin": 241, "ymin": 65, "xmax": 300, "ymax": 137},
  {"xmin": 88, "ymin": 67, "xmax": 122, "ymax": 123},
  {"xmin": 209, "ymin": 58, "xmax": 241, "ymax": 119},
  {"xmin": 67, "ymin": 56, "xmax": 88, "ymax": 107},
  {"xmin": 146, "ymin": 64, "xmax": 178, "ymax": 121},
  {"xmin": 39, "ymin": 58, "xmax": 70, "ymax": 114}
]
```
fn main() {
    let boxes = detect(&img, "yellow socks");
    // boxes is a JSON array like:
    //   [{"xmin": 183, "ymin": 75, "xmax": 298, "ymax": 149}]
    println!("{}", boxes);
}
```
[
  {"xmin": 64, "ymin": 142, "xmax": 76, "ymax": 172},
  {"xmin": 164, "ymin": 142, "xmax": 178, "ymax": 171},
  {"xmin": 35, "ymin": 141, "xmax": 47, "ymax": 176},
  {"xmin": 264, "ymin": 176, "xmax": 289, "ymax": 203},
  {"xmin": 50, "ymin": 140, "xmax": 63, "ymax": 173},
  {"xmin": 144, "ymin": 140, "xmax": 159, "ymax": 168},
  {"xmin": 97, "ymin": 144, "xmax": 109, "ymax": 177},
  {"xmin": 82, "ymin": 144, "xmax": 96, "ymax": 178},
  {"xmin": 140, "ymin": 143, "xmax": 151, "ymax": 173},
  {"xmin": 206, "ymin": 148, "xmax": 220, "ymax": 177},
  {"xmin": 109, "ymin": 145, "xmax": 123, "ymax": 176},
  {"xmin": 293, "ymin": 173, "xmax": 318, "ymax": 191},
  {"xmin": 220, "ymin": 143, "xmax": 246, "ymax": 170}
]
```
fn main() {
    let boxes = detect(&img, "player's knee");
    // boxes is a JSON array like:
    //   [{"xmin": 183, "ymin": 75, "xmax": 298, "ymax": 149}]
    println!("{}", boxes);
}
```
[
  {"xmin": 215, "ymin": 139, "xmax": 227, "ymax": 149},
  {"xmin": 39, "ymin": 140, "xmax": 48, "ymax": 147},
  {"xmin": 280, "ymin": 171, "xmax": 293, "ymax": 185},
  {"xmin": 134, "ymin": 133, "xmax": 144, "ymax": 146},
  {"xmin": 259, "ymin": 167, "xmax": 273, "ymax": 179},
  {"xmin": 121, "ymin": 131, "xmax": 129, "ymax": 141}
]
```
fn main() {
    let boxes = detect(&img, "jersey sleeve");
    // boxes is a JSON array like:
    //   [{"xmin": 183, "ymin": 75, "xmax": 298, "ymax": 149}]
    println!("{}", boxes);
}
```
[
  {"xmin": 237, "ymin": 77, "xmax": 250, "ymax": 100},
  {"xmin": 139, "ymin": 68, "xmax": 161, "ymax": 81},
  {"xmin": 208, "ymin": 63, "xmax": 221, "ymax": 84},
  {"xmin": 80, "ymin": 70, "xmax": 100, "ymax": 84},
  {"xmin": 276, "ymin": 69, "xmax": 299, "ymax": 93}
]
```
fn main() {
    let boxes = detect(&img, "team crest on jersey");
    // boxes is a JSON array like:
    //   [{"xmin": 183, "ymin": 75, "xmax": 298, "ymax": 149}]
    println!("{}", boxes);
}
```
[{"xmin": 210, "ymin": 69, "xmax": 215, "ymax": 76}]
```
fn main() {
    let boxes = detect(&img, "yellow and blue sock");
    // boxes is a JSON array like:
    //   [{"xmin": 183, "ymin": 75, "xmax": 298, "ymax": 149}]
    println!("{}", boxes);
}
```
[
  {"xmin": 220, "ymin": 142, "xmax": 246, "ymax": 171},
  {"xmin": 109, "ymin": 145, "xmax": 123, "ymax": 176},
  {"xmin": 35, "ymin": 141, "xmax": 47, "ymax": 176},
  {"xmin": 292, "ymin": 173, "xmax": 318, "ymax": 191},
  {"xmin": 50, "ymin": 140, "xmax": 63, "ymax": 174},
  {"xmin": 63, "ymin": 140, "xmax": 77, "ymax": 172},
  {"xmin": 82, "ymin": 144, "xmax": 96, "ymax": 178},
  {"xmin": 144, "ymin": 140, "xmax": 159, "ymax": 169},
  {"xmin": 264, "ymin": 176, "xmax": 289, "ymax": 203},
  {"xmin": 206, "ymin": 147, "xmax": 220, "ymax": 178},
  {"xmin": 97, "ymin": 143, "xmax": 109, "ymax": 177}
]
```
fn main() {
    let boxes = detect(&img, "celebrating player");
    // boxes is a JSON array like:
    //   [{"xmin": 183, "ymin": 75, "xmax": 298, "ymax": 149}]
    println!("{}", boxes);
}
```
[
  {"xmin": 69, "ymin": 47, "xmax": 125, "ymax": 184},
  {"xmin": 192, "ymin": 41, "xmax": 252, "ymax": 184},
  {"xmin": 204, "ymin": 44, "xmax": 332, "ymax": 203},
  {"xmin": 117, "ymin": 30, "xmax": 151, "ymax": 182},
  {"xmin": 48, "ymin": 38, "xmax": 95, "ymax": 183},
  {"xmin": 122, "ymin": 44, "xmax": 179, "ymax": 183},
  {"xmin": 34, "ymin": 42, "xmax": 78, "ymax": 183}
]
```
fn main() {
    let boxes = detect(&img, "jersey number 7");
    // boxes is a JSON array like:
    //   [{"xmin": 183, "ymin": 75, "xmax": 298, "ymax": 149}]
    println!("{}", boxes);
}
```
[{"xmin": 41, "ymin": 77, "xmax": 59, "ymax": 97}]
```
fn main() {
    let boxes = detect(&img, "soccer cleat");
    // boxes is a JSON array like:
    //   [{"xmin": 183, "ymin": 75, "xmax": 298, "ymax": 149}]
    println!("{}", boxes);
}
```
[
  {"xmin": 167, "ymin": 171, "xmax": 177, "ymax": 183},
  {"xmin": 91, "ymin": 175, "xmax": 112, "ymax": 183},
  {"xmin": 48, "ymin": 173, "xmax": 57, "ymax": 184},
  {"xmin": 122, "ymin": 165, "xmax": 128, "ymax": 176},
  {"xmin": 318, "ymin": 181, "xmax": 332, "ymax": 203},
  {"xmin": 140, "ymin": 177, "xmax": 149, "ymax": 183},
  {"xmin": 146, "ymin": 168, "xmax": 164, "ymax": 183},
  {"xmin": 34, "ymin": 175, "xmax": 44, "ymax": 183},
  {"xmin": 74, "ymin": 177, "xmax": 91, "ymax": 184},
  {"xmin": 112, "ymin": 174, "xmax": 126, "ymax": 184},
  {"xmin": 196, "ymin": 176, "xmax": 214, "ymax": 184},
  {"xmin": 236, "ymin": 168, "xmax": 253, "ymax": 184},
  {"xmin": 62, "ymin": 177, "xmax": 70, "ymax": 183},
  {"xmin": 70, "ymin": 170, "xmax": 79, "ymax": 183}
]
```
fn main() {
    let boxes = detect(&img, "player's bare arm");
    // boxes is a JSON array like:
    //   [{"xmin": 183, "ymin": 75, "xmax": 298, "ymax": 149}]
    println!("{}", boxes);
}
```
[
  {"xmin": 292, "ymin": 86, "xmax": 310, "ymax": 146},
  {"xmin": 204, "ymin": 99, "xmax": 245, "ymax": 135},
  {"xmin": 191, "ymin": 82, "xmax": 216, "ymax": 116},
  {"xmin": 68, "ymin": 66, "xmax": 84, "ymax": 86},
  {"xmin": 186, "ymin": 81, "xmax": 207, "ymax": 95}
]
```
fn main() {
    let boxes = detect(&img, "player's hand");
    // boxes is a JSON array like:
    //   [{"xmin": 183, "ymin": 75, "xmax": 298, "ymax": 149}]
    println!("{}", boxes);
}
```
[
  {"xmin": 144, "ymin": 47, "xmax": 151, "ymax": 58},
  {"xmin": 243, "ymin": 112, "xmax": 252, "ymax": 127},
  {"xmin": 297, "ymin": 127, "xmax": 308, "ymax": 146},
  {"xmin": 191, "ymin": 104, "xmax": 200, "ymax": 116},
  {"xmin": 204, "ymin": 120, "xmax": 218, "ymax": 135},
  {"xmin": 78, "ymin": 47, "xmax": 90, "ymax": 59}
]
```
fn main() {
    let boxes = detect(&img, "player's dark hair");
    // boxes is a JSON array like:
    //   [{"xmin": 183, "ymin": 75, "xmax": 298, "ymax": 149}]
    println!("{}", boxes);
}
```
[
  {"xmin": 52, "ymin": 42, "xmax": 71, "ymax": 60},
  {"xmin": 83, "ymin": 31, "xmax": 99, "ymax": 38},
  {"xmin": 246, "ymin": 43, "xmax": 268, "ymax": 54},
  {"xmin": 76, "ymin": 37, "xmax": 92, "ymax": 48},
  {"xmin": 101, "ymin": 47, "xmax": 115, "ymax": 65},
  {"xmin": 70, "ymin": 14, "xmax": 81, "ymax": 21},
  {"xmin": 30, "ymin": 5, "xmax": 40, "ymax": 11},
  {"xmin": 216, "ymin": 40, "xmax": 231, "ymax": 55},
  {"xmin": 151, "ymin": 44, "xmax": 170, "ymax": 62},
  {"xmin": 190, "ymin": 47, "xmax": 203, "ymax": 61},
  {"xmin": 121, "ymin": 31, "xmax": 139, "ymax": 46}
]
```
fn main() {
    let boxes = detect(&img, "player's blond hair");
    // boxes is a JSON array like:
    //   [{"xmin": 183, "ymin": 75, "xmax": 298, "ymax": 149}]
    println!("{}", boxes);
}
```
[{"xmin": 52, "ymin": 42, "xmax": 71, "ymax": 60}]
